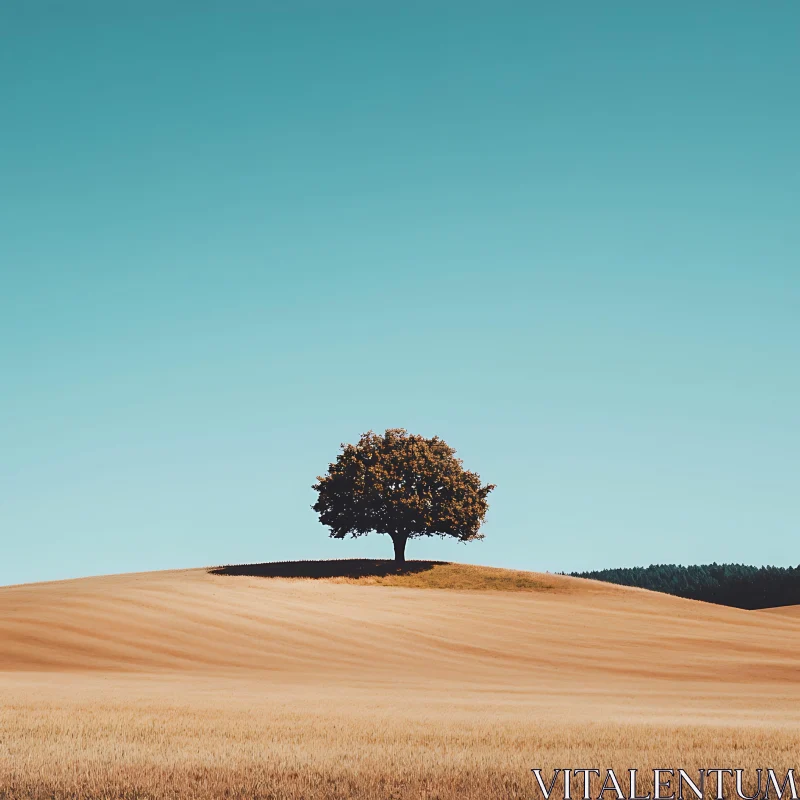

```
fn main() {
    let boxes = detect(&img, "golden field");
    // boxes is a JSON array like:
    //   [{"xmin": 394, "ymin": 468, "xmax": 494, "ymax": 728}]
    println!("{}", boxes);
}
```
[{"xmin": 1, "ymin": 561, "xmax": 799, "ymax": 799}]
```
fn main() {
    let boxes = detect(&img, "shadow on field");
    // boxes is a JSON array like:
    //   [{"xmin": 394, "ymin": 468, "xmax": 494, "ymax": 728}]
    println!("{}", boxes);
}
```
[{"xmin": 209, "ymin": 558, "xmax": 446, "ymax": 580}]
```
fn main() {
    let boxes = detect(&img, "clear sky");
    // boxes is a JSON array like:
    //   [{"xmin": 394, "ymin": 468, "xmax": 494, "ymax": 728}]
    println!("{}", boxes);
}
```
[{"xmin": 2, "ymin": 3, "xmax": 798, "ymax": 587}]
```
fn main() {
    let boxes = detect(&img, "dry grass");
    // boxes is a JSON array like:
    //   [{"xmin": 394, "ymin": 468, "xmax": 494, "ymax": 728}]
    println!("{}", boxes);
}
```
[
  {"xmin": 327, "ymin": 561, "xmax": 556, "ymax": 591},
  {"xmin": 1, "ymin": 685, "xmax": 797, "ymax": 800}
]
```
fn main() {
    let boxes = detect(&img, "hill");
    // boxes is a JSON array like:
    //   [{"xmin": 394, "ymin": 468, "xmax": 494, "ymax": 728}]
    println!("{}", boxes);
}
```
[
  {"xmin": 760, "ymin": 603, "xmax": 800, "ymax": 616},
  {"xmin": 1, "ymin": 560, "xmax": 799, "ymax": 800},
  {"xmin": 2, "ymin": 559, "xmax": 799, "ymax": 704}
]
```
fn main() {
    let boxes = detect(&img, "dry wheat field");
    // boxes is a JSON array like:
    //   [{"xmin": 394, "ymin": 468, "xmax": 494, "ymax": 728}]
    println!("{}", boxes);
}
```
[{"xmin": 1, "ymin": 562, "xmax": 799, "ymax": 799}]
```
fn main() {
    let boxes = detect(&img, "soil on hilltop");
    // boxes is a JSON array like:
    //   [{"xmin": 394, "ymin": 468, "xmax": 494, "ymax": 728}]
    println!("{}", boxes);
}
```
[{"xmin": 210, "ymin": 558, "xmax": 560, "ymax": 591}]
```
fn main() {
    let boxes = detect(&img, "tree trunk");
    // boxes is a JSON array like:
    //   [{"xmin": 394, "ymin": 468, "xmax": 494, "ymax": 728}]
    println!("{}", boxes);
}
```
[{"xmin": 391, "ymin": 534, "xmax": 407, "ymax": 564}]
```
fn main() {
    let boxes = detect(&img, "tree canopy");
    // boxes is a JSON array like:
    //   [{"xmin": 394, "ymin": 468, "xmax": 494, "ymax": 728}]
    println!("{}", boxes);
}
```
[{"xmin": 312, "ymin": 428, "xmax": 495, "ymax": 563}]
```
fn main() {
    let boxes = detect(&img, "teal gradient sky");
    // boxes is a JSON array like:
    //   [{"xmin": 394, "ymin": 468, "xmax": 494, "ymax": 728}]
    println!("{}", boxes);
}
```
[{"xmin": 2, "ymin": 3, "xmax": 799, "ymax": 586}]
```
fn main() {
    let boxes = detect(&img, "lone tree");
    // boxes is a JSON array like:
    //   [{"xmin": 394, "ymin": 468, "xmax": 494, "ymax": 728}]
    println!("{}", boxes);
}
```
[{"xmin": 311, "ymin": 428, "xmax": 495, "ymax": 564}]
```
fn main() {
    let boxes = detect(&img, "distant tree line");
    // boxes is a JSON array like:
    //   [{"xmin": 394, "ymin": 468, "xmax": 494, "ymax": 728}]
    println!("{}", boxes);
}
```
[{"xmin": 570, "ymin": 563, "xmax": 800, "ymax": 609}]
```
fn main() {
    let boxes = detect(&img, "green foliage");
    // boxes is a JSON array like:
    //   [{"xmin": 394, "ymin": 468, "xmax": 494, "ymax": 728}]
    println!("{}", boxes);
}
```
[
  {"xmin": 312, "ymin": 429, "xmax": 495, "ymax": 562},
  {"xmin": 571, "ymin": 563, "xmax": 800, "ymax": 609}
]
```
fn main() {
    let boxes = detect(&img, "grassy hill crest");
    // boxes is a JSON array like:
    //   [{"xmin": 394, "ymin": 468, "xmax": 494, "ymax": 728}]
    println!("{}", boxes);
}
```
[{"xmin": 210, "ymin": 559, "xmax": 557, "ymax": 591}]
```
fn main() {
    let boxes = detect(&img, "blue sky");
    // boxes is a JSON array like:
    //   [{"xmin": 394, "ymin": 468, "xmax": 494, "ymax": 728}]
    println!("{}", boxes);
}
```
[{"xmin": 2, "ymin": 3, "xmax": 798, "ymax": 586}]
